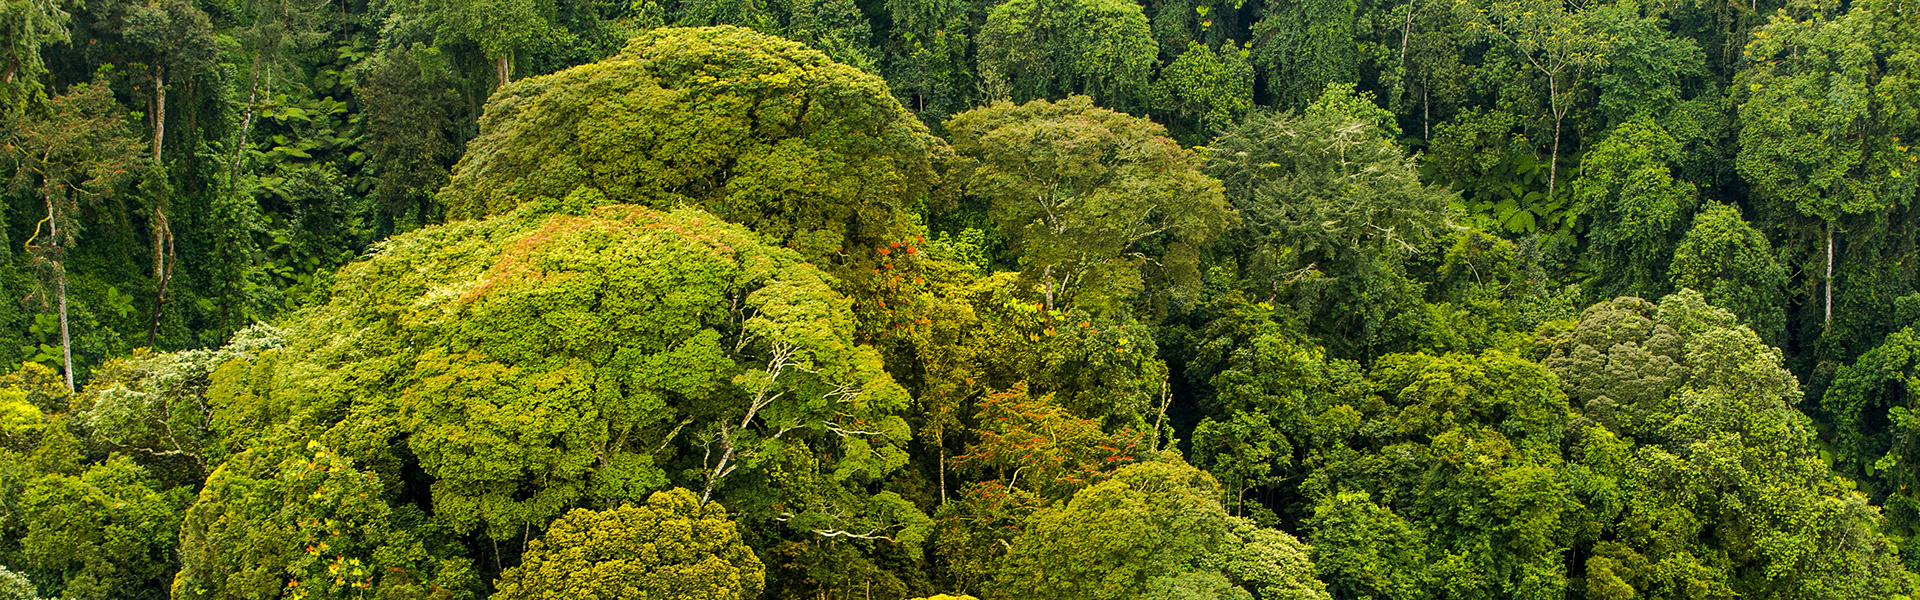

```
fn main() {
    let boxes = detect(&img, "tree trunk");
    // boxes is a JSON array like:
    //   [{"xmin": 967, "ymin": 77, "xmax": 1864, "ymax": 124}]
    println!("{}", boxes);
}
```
[
  {"xmin": 1547, "ymin": 79, "xmax": 1562, "ymax": 199},
  {"xmin": 56, "ymin": 260, "xmax": 71, "ymax": 393},
  {"xmin": 146, "ymin": 213, "xmax": 173, "ymax": 346},
  {"xmin": 44, "ymin": 201, "xmax": 73, "ymax": 393},
  {"xmin": 152, "ymin": 67, "xmax": 166, "ymax": 161},
  {"xmin": 1825, "ymin": 222, "xmax": 1834, "ymax": 332},
  {"xmin": 229, "ymin": 56, "xmax": 264, "ymax": 186},
  {"xmin": 148, "ymin": 65, "xmax": 175, "ymax": 348},
  {"xmin": 496, "ymin": 56, "xmax": 510, "ymax": 90}
]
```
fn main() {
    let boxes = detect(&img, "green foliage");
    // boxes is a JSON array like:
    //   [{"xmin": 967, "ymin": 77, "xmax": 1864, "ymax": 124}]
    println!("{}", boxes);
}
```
[
  {"xmin": 1305, "ymin": 491, "xmax": 1426, "ymax": 600},
  {"xmin": 493, "ymin": 488, "xmax": 764, "ymax": 600},
  {"xmin": 1823, "ymin": 327, "xmax": 1920, "ymax": 559},
  {"xmin": 1738, "ymin": 0, "xmax": 1918, "ymax": 222},
  {"xmin": 962, "ymin": 275, "xmax": 1174, "ymax": 424},
  {"xmin": 1249, "ymin": 0, "xmax": 1357, "ymax": 110},
  {"xmin": 945, "ymin": 96, "xmax": 1233, "ymax": 316},
  {"xmin": 977, "ymin": 0, "xmax": 1157, "ymax": 110},
  {"xmin": 1735, "ymin": 0, "xmax": 1920, "ymax": 360},
  {"xmin": 1571, "ymin": 116, "xmax": 1697, "ymax": 298},
  {"xmin": 199, "ymin": 205, "xmax": 910, "ymax": 539},
  {"xmin": 1208, "ymin": 519, "xmax": 1327, "ymax": 600},
  {"xmin": 356, "ymin": 43, "xmax": 465, "ymax": 223},
  {"xmin": 1543, "ymin": 291, "xmax": 1913, "ymax": 598},
  {"xmin": 1668, "ymin": 203, "xmax": 1789, "ymax": 344},
  {"xmin": 0, "ymin": 0, "xmax": 69, "ymax": 113},
  {"xmin": 174, "ymin": 441, "xmax": 476, "ymax": 600},
  {"xmin": 1153, "ymin": 40, "xmax": 1255, "ymax": 140},
  {"xmin": 439, "ymin": 27, "xmax": 943, "ymax": 338},
  {"xmin": 1421, "ymin": 109, "xmax": 1566, "ymax": 237},
  {"xmin": 7, "ymin": 0, "xmax": 1920, "ymax": 596},
  {"xmin": 19, "ymin": 456, "xmax": 191, "ymax": 600},
  {"xmin": 1203, "ymin": 87, "xmax": 1450, "ymax": 355},
  {"xmin": 73, "ymin": 324, "xmax": 283, "ymax": 482},
  {"xmin": 0, "ymin": 566, "xmax": 40, "ymax": 600},
  {"xmin": 991, "ymin": 458, "xmax": 1239, "ymax": 600}
]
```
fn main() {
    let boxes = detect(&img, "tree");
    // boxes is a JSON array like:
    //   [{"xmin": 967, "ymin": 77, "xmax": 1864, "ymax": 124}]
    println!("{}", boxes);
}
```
[
  {"xmin": 1208, "ymin": 519, "xmax": 1329, "ymax": 600},
  {"xmin": 435, "ymin": 0, "xmax": 555, "ymax": 88},
  {"xmin": 1294, "ymin": 349, "xmax": 1580, "ymax": 600},
  {"xmin": 3, "ymin": 77, "xmax": 147, "ymax": 392},
  {"xmin": 438, "ymin": 26, "xmax": 943, "ymax": 327},
  {"xmin": 0, "ymin": 566, "xmax": 41, "ymax": 600},
  {"xmin": 1191, "ymin": 410, "xmax": 1287, "ymax": 515},
  {"xmin": 1571, "ymin": 116, "xmax": 1697, "ymax": 298},
  {"xmin": 187, "ymin": 204, "xmax": 913, "ymax": 559},
  {"xmin": 73, "ymin": 325, "xmax": 283, "ymax": 482},
  {"xmin": 944, "ymin": 96, "xmax": 1233, "ymax": 316},
  {"xmin": 19, "ymin": 457, "xmax": 191, "ymax": 600},
  {"xmin": 1250, "ymin": 0, "xmax": 1358, "ymax": 110},
  {"xmin": 356, "ymin": 43, "xmax": 465, "ymax": 225},
  {"xmin": 976, "ymin": 0, "xmax": 1157, "ymax": 111},
  {"xmin": 173, "ymin": 442, "xmax": 477, "ymax": 599},
  {"xmin": 1821, "ymin": 327, "xmax": 1920, "ymax": 561},
  {"xmin": 95, "ymin": 0, "xmax": 217, "ymax": 344},
  {"xmin": 492, "ymin": 488, "xmax": 764, "ymax": 600},
  {"xmin": 0, "ymin": 0, "xmax": 69, "ymax": 112},
  {"xmin": 950, "ymin": 383, "xmax": 1145, "ymax": 500},
  {"xmin": 1455, "ymin": 0, "xmax": 1610, "ymax": 199},
  {"xmin": 992, "ymin": 457, "xmax": 1246, "ymax": 600},
  {"xmin": 1541, "ymin": 291, "xmax": 1913, "ymax": 598},
  {"xmin": 1586, "ymin": 1, "xmax": 1706, "ymax": 130},
  {"xmin": 1152, "ymin": 41, "xmax": 1255, "ymax": 141},
  {"xmin": 1202, "ymin": 86, "xmax": 1450, "ymax": 355},
  {"xmin": 1668, "ymin": 203, "xmax": 1789, "ymax": 344},
  {"xmin": 782, "ymin": 0, "xmax": 877, "ymax": 72},
  {"xmin": 1305, "ymin": 491, "xmax": 1428, "ymax": 600},
  {"xmin": 1737, "ymin": 0, "xmax": 1920, "ymax": 335}
]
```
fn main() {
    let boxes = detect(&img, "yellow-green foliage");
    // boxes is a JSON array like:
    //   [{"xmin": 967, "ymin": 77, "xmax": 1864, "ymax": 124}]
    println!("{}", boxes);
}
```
[
  {"xmin": 440, "ymin": 26, "xmax": 943, "ymax": 285},
  {"xmin": 178, "ymin": 204, "xmax": 911, "ymax": 597},
  {"xmin": 493, "ymin": 488, "xmax": 763, "ymax": 600}
]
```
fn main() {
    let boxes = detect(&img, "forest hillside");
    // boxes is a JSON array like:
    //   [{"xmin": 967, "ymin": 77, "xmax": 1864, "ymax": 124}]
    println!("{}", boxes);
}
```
[{"xmin": 2, "ymin": 0, "xmax": 1919, "ymax": 598}]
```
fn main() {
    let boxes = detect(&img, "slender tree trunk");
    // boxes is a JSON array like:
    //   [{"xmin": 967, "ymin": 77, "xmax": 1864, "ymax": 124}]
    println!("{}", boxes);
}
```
[
  {"xmin": 1825, "ymin": 222, "xmax": 1834, "ymax": 332},
  {"xmin": 146, "ymin": 214, "xmax": 173, "ymax": 346},
  {"xmin": 42, "ymin": 200, "xmax": 73, "ymax": 393},
  {"xmin": 148, "ymin": 65, "xmax": 175, "ymax": 348},
  {"xmin": 1546, "ymin": 79, "xmax": 1562, "ymax": 199},
  {"xmin": 496, "ymin": 56, "xmax": 510, "ymax": 90},
  {"xmin": 57, "ymin": 260, "xmax": 71, "ymax": 393},
  {"xmin": 938, "ymin": 445, "xmax": 947, "ymax": 504},
  {"xmin": 1042, "ymin": 265, "xmax": 1056, "ymax": 311},
  {"xmin": 229, "ymin": 56, "xmax": 264, "ymax": 186},
  {"xmin": 152, "ymin": 67, "xmax": 166, "ymax": 161}
]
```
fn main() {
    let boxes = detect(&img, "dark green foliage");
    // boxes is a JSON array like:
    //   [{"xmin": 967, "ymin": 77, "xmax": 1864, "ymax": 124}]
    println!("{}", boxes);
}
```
[
  {"xmin": 357, "ymin": 44, "xmax": 466, "ymax": 223},
  {"xmin": 1203, "ymin": 86, "xmax": 1449, "ymax": 356},
  {"xmin": 976, "ymin": 0, "xmax": 1157, "ymax": 111},
  {"xmin": 1249, "ymin": 0, "xmax": 1357, "ymax": 110},
  {"xmin": 945, "ymin": 96, "xmax": 1232, "ymax": 317},
  {"xmin": 1542, "ymin": 292, "xmax": 1912, "ymax": 598},
  {"xmin": 1668, "ymin": 203, "xmax": 1788, "ymax": 344},
  {"xmin": 992, "ymin": 457, "xmax": 1320, "ymax": 600},
  {"xmin": 18, "ymin": 457, "xmax": 189, "ymax": 600},
  {"xmin": 1823, "ymin": 327, "xmax": 1920, "ymax": 563},
  {"xmin": 1153, "ymin": 41, "xmax": 1255, "ymax": 141},
  {"xmin": 1572, "ymin": 117, "xmax": 1696, "ymax": 298}
]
